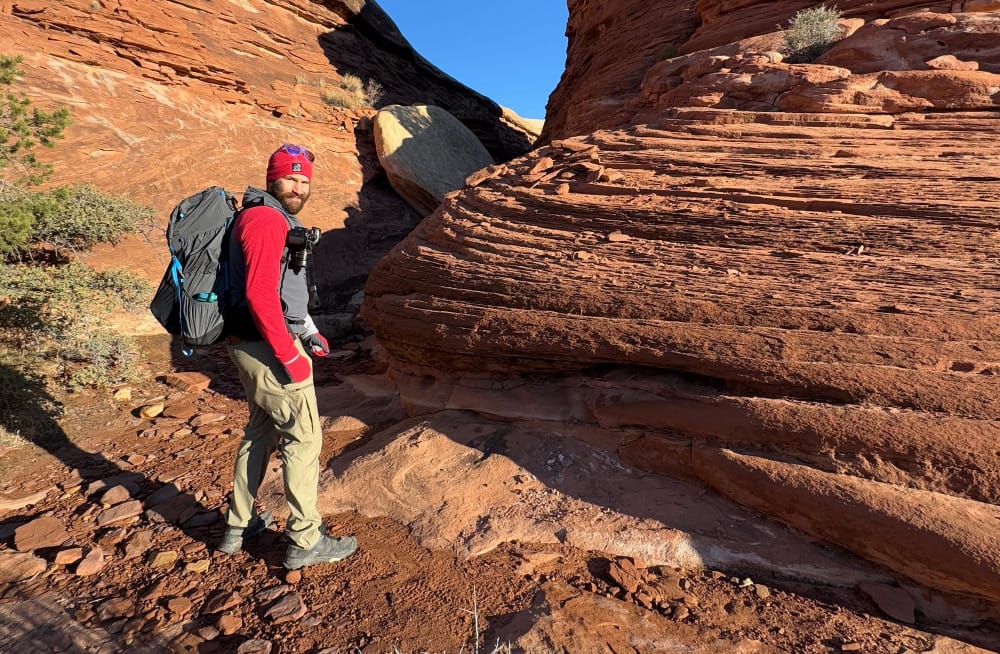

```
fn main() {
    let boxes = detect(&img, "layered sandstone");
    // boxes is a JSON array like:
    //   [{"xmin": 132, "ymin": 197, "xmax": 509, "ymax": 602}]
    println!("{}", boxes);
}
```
[
  {"xmin": 542, "ymin": 1, "xmax": 1000, "ymax": 140},
  {"xmin": 364, "ymin": 0, "xmax": 1000, "ymax": 608}
]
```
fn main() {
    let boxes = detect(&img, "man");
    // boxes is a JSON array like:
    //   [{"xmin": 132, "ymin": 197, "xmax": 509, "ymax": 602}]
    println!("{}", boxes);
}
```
[{"xmin": 216, "ymin": 143, "xmax": 357, "ymax": 570}]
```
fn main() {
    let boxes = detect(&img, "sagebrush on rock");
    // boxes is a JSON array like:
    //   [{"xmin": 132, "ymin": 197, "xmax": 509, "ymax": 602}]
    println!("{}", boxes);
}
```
[{"xmin": 782, "ymin": 5, "xmax": 842, "ymax": 63}]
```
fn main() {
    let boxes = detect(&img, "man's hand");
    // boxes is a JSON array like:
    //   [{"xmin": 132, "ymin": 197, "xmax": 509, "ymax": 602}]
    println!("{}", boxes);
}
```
[
  {"xmin": 300, "ymin": 315, "xmax": 330, "ymax": 357},
  {"xmin": 302, "ymin": 332, "xmax": 330, "ymax": 357},
  {"xmin": 280, "ymin": 353, "xmax": 311, "ymax": 384}
]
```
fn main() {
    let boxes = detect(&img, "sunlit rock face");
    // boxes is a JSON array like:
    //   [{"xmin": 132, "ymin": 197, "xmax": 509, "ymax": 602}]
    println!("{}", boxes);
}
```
[
  {"xmin": 1, "ymin": 0, "xmax": 534, "ymax": 310},
  {"xmin": 364, "ymin": 0, "xmax": 1000, "ymax": 607}
]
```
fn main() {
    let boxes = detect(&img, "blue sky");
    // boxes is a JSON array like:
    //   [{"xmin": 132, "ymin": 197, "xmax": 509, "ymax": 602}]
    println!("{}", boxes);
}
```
[{"xmin": 374, "ymin": 1, "xmax": 569, "ymax": 120}]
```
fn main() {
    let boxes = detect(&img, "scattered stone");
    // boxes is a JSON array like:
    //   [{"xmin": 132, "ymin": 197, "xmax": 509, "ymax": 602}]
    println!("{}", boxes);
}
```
[
  {"xmin": 139, "ymin": 403, "xmax": 165, "ymax": 419},
  {"xmin": 97, "ymin": 499, "xmax": 143, "ymax": 526},
  {"xmin": 144, "ymin": 483, "xmax": 180, "ymax": 507},
  {"xmin": 754, "ymin": 584, "xmax": 770, "ymax": 600},
  {"xmin": 148, "ymin": 550, "xmax": 179, "ymax": 569},
  {"xmin": 264, "ymin": 592, "xmax": 307, "ymax": 624},
  {"xmin": 123, "ymin": 529, "xmax": 154, "ymax": 560},
  {"xmin": 183, "ymin": 510, "xmax": 220, "ymax": 529},
  {"xmin": 182, "ymin": 541, "xmax": 208, "ymax": 555},
  {"xmin": 54, "ymin": 547, "xmax": 84, "ymax": 566},
  {"xmin": 285, "ymin": 569, "xmax": 302, "ymax": 585},
  {"xmin": 167, "ymin": 596, "xmax": 193, "ymax": 616},
  {"xmin": 860, "ymin": 582, "xmax": 917, "ymax": 624},
  {"xmin": 217, "ymin": 613, "xmax": 243, "ymax": 635},
  {"xmin": 185, "ymin": 559, "xmax": 211, "ymax": 574},
  {"xmin": 608, "ymin": 557, "xmax": 644, "ymax": 595},
  {"xmin": 76, "ymin": 547, "xmax": 105, "ymax": 576},
  {"xmin": 195, "ymin": 422, "xmax": 229, "ymax": 437},
  {"xmin": 841, "ymin": 643, "xmax": 863, "ymax": 652},
  {"xmin": 101, "ymin": 484, "xmax": 134, "ymax": 506},
  {"xmin": 673, "ymin": 605, "xmax": 690, "ymax": 621},
  {"xmin": 139, "ymin": 578, "xmax": 169, "ymax": 603},
  {"xmin": 190, "ymin": 413, "xmax": 227, "ymax": 428},
  {"xmin": 0, "ymin": 550, "xmax": 46, "ymax": 582},
  {"xmin": 255, "ymin": 584, "xmax": 290, "ymax": 604},
  {"xmin": 170, "ymin": 633, "xmax": 204, "ymax": 654},
  {"xmin": 202, "ymin": 590, "xmax": 242, "ymax": 615},
  {"xmin": 198, "ymin": 626, "xmax": 220, "ymax": 641},
  {"xmin": 237, "ymin": 639, "xmax": 272, "ymax": 654},
  {"xmin": 96, "ymin": 597, "xmax": 135, "ymax": 621},
  {"xmin": 739, "ymin": 577, "xmax": 754, "ymax": 588},
  {"xmin": 112, "ymin": 387, "xmax": 132, "ymax": 402},
  {"xmin": 162, "ymin": 372, "xmax": 212, "ymax": 393},
  {"xmin": 124, "ymin": 453, "xmax": 147, "ymax": 466},
  {"xmin": 162, "ymin": 403, "xmax": 198, "ymax": 420},
  {"xmin": 14, "ymin": 516, "xmax": 69, "ymax": 551},
  {"xmin": 0, "ymin": 489, "xmax": 48, "ymax": 512},
  {"xmin": 146, "ymin": 493, "xmax": 197, "ymax": 524},
  {"xmin": 606, "ymin": 230, "xmax": 630, "ymax": 242}
]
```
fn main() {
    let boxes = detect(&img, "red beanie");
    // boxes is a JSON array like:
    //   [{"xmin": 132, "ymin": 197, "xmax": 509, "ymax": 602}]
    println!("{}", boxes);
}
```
[{"xmin": 266, "ymin": 145, "xmax": 314, "ymax": 183}]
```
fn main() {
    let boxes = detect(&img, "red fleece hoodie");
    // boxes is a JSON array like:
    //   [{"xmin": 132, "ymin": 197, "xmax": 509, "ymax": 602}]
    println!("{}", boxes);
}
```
[{"xmin": 232, "ymin": 205, "xmax": 299, "ymax": 365}]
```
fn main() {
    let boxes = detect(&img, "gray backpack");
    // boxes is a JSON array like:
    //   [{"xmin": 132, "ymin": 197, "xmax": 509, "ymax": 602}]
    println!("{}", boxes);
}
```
[{"xmin": 149, "ymin": 187, "xmax": 239, "ymax": 354}]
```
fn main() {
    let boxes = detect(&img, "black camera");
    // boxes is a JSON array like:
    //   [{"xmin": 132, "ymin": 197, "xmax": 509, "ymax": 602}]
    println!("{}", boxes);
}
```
[{"xmin": 286, "ymin": 226, "xmax": 321, "ymax": 272}]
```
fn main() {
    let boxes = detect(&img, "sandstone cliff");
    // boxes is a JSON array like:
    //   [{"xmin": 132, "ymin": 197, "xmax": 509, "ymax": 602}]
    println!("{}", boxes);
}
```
[
  {"xmin": 0, "ymin": 0, "xmax": 534, "ymax": 313},
  {"xmin": 363, "ymin": 0, "xmax": 1000, "ymax": 612}
]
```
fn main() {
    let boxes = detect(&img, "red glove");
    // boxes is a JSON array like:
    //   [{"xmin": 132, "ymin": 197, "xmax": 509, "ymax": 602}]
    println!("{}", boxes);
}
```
[
  {"xmin": 302, "ymin": 332, "xmax": 330, "ymax": 357},
  {"xmin": 280, "ymin": 352, "xmax": 311, "ymax": 384}
]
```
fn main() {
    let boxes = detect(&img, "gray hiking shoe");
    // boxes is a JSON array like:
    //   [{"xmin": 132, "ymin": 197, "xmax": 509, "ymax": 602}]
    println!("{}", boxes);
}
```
[
  {"xmin": 283, "ymin": 532, "xmax": 358, "ymax": 570},
  {"xmin": 216, "ymin": 511, "xmax": 273, "ymax": 554}
]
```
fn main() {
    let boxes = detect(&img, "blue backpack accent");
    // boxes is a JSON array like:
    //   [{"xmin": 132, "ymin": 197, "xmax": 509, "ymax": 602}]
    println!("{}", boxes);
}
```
[{"xmin": 149, "ymin": 187, "xmax": 239, "ymax": 355}]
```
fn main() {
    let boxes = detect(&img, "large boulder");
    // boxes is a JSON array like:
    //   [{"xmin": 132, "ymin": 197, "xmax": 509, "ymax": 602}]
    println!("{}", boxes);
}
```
[{"xmin": 373, "ymin": 104, "xmax": 495, "ymax": 216}]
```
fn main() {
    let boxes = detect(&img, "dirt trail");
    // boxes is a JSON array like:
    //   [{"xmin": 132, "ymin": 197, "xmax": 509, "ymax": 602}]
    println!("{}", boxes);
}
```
[{"xmin": 0, "ymin": 337, "xmax": 996, "ymax": 653}]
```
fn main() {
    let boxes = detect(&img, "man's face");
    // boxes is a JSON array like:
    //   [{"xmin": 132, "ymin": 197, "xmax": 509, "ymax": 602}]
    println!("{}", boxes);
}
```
[{"xmin": 268, "ymin": 174, "xmax": 311, "ymax": 215}]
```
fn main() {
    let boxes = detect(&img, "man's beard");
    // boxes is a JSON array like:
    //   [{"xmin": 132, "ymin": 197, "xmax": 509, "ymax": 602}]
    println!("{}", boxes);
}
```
[{"xmin": 272, "ymin": 189, "xmax": 310, "ymax": 215}]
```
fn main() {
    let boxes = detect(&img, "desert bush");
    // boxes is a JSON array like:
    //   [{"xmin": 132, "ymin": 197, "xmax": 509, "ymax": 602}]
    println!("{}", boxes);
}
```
[
  {"xmin": 0, "ymin": 55, "xmax": 71, "ymax": 186},
  {"xmin": 0, "ymin": 182, "xmax": 35, "ymax": 254},
  {"xmin": 320, "ymin": 74, "xmax": 384, "ymax": 109},
  {"xmin": 364, "ymin": 78, "xmax": 385, "ymax": 107},
  {"xmin": 0, "ymin": 182, "xmax": 154, "ymax": 257},
  {"xmin": 0, "ymin": 262, "xmax": 151, "ymax": 388},
  {"xmin": 783, "ymin": 5, "xmax": 842, "ymax": 63},
  {"xmin": 32, "ymin": 183, "xmax": 155, "ymax": 251}
]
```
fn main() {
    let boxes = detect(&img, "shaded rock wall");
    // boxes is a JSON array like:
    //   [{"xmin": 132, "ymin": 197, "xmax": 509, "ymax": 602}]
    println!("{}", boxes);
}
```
[{"xmin": 0, "ymin": 0, "xmax": 533, "ymax": 314}]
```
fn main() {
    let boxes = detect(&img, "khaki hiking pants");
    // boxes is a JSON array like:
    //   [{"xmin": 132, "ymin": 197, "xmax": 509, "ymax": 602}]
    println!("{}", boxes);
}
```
[{"xmin": 226, "ymin": 338, "xmax": 323, "ymax": 549}]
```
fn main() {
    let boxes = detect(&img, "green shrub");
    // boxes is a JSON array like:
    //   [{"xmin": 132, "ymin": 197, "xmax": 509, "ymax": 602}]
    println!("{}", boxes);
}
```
[
  {"xmin": 0, "ymin": 182, "xmax": 34, "ymax": 254},
  {"xmin": 0, "ymin": 262, "xmax": 151, "ymax": 389},
  {"xmin": 32, "ymin": 184, "xmax": 155, "ymax": 251},
  {"xmin": 0, "ymin": 55, "xmax": 71, "ymax": 186},
  {"xmin": 57, "ymin": 318, "xmax": 142, "ymax": 390},
  {"xmin": 0, "ymin": 182, "xmax": 154, "ymax": 256},
  {"xmin": 783, "ymin": 5, "xmax": 842, "ymax": 63}
]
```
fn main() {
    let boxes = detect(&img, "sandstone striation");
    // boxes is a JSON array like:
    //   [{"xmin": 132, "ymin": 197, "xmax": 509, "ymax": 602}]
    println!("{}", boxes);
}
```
[
  {"xmin": 542, "ymin": 1, "xmax": 1000, "ymax": 140},
  {"xmin": 363, "ymin": 106, "xmax": 1000, "ymax": 606}
]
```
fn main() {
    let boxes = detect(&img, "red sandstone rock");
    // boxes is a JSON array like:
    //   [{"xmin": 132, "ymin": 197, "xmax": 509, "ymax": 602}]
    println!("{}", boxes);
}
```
[{"xmin": 14, "ymin": 516, "xmax": 69, "ymax": 551}]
